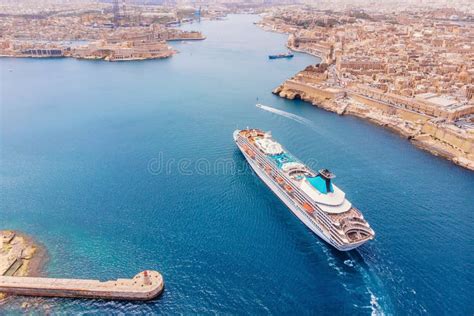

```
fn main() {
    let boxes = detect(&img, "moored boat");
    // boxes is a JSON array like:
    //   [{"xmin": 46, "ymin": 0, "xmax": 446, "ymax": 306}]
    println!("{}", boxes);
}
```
[{"xmin": 268, "ymin": 52, "xmax": 294, "ymax": 59}]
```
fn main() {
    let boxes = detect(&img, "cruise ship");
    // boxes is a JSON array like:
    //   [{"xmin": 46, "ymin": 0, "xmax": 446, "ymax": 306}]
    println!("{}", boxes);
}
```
[{"xmin": 234, "ymin": 128, "xmax": 374, "ymax": 251}]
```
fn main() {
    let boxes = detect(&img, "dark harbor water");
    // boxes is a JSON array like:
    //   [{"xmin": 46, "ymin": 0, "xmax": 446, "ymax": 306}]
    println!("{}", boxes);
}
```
[{"xmin": 1, "ymin": 15, "xmax": 473, "ymax": 315}]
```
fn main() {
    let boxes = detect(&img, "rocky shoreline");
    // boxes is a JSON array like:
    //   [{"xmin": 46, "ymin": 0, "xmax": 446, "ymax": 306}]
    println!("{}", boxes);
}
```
[
  {"xmin": 256, "ymin": 17, "xmax": 473, "ymax": 171},
  {"xmin": 0, "ymin": 230, "xmax": 47, "ymax": 300},
  {"xmin": 273, "ymin": 82, "xmax": 474, "ymax": 171}
]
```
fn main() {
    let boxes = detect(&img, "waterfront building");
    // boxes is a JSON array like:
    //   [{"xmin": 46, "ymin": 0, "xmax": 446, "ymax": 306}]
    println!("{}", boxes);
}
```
[
  {"xmin": 353, "ymin": 84, "xmax": 474, "ymax": 122},
  {"xmin": 337, "ymin": 56, "xmax": 386, "ymax": 74}
]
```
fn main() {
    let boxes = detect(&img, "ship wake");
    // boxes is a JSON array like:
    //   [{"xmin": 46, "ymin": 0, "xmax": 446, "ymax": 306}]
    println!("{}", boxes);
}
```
[
  {"xmin": 318, "ymin": 243, "xmax": 393, "ymax": 315},
  {"xmin": 256, "ymin": 103, "xmax": 353, "ymax": 155},
  {"xmin": 256, "ymin": 104, "xmax": 314, "ymax": 127}
]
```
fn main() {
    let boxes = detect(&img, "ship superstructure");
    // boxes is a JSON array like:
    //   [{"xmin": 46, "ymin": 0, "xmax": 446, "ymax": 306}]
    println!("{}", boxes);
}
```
[{"xmin": 234, "ymin": 128, "xmax": 374, "ymax": 251}]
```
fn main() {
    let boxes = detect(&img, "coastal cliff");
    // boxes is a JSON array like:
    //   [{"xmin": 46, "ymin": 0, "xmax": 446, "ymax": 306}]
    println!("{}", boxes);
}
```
[
  {"xmin": 273, "ymin": 76, "xmax": 474, "ymax": 171},
  {"xmin": 257, "ymin": 12, "xmax": 474, "ymax": 171}
]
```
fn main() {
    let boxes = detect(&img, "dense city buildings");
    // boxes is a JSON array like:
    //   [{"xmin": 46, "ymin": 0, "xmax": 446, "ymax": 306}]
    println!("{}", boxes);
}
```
[
  {"xmin": 259, "ymin": 6, "xmax": 474, "ymax": 170},
  {"xmin": 0, "ymin": 1, "xmax": 208, "ymax": 61},
  {"xmin": 1, "ymin": 1, "xmax": 473, "ymax": 167},
  {"xmin": 1, "ymin": 2, "xmax": 474, "ymax": 314}
]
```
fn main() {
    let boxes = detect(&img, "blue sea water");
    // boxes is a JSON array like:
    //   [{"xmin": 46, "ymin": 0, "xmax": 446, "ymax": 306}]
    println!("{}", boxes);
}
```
[{"xmin": 1, "ymin": 14, "xmax": 473, "ymax": 315}]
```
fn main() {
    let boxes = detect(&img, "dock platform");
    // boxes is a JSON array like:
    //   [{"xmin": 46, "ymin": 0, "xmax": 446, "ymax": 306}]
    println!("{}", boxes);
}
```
[{"xmin": 0, "ymin": 270, "xmax": 164, "ymax": 301}]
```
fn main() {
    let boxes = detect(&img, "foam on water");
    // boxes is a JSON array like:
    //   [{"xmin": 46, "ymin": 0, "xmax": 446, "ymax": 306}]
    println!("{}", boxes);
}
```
[
  {"xmin": 314, "ymin": 236, "xmax": 393, "ymax": 315},
  {"xmin": 369, "ymin": 288, "xmax": 384, "ymax": 316},
  {"xmin": 255, "ymin": 103, "xmax": 350, "ymax": 153}
]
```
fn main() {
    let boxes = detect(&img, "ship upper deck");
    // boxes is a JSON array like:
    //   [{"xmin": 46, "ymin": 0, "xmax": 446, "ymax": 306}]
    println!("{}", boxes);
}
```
[
  {"xmin": 236, "ymin": 129, "xmax": 374, "ymax": 244},
  {"xmin": 298, "ymin": 179, "xmax": 351, "ymax": 213},
  {"xmin": 237, "ymin": 129, "xmax": 352, "ymax": 214}
]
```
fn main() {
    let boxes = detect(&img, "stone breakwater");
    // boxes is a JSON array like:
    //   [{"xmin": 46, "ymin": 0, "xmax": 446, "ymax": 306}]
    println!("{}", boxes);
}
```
[
  {"xmin": 273, "ymin": 78, "xmax": 474, "ymax": 171},
  {"xmin": 0, "ymin": 271, "xmax": 164, "ymax": 301}
]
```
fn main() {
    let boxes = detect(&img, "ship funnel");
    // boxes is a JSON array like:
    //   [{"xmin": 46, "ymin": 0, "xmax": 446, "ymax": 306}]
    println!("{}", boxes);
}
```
[{"xmin": 318, "ymin": 169, "xmax": 335, "ymax": 193}]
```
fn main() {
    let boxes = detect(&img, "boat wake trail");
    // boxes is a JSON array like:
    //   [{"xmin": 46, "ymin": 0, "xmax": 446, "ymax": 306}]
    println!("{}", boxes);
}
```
[
  {"xmin": 256, "ymin": 103, "xmax": 338, "ymax": 143},
  {"xmin": 256, "ymin": 103, "xmax": 358, "ymax": 159},
  {"xmin": 318, "ymin": 243, "xmax": 393, "ymax": 315},
  {"xmin": 256, "ymin": 104, "xmax": 315, "ymax": 128}
]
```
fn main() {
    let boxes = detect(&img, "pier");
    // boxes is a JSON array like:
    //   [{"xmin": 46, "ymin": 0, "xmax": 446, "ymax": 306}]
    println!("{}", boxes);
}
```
[{"xmin": 0, "ymin": 270, "xmax": 164, "ymax": 301}]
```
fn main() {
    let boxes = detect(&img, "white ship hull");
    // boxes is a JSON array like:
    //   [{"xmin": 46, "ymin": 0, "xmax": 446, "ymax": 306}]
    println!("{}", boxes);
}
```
[{"xmin": 234, "ymin": 132, "xmax": 366, "ymax": 251}]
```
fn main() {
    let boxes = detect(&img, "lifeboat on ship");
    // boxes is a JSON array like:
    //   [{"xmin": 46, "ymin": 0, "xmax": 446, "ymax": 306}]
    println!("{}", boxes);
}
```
[
  {"xmin": 264, "ymin": 166, "xmax": 272, "ymax": 175},
  {"xmin": 276, "ymin": 177, "xmax": 284, "ymax": 185},
  {"xmin": 302, "ymin": 202, "xmax": 314, "ymax": 214},
  {"xmin": 242, "ymin": 146, "xmax": 255, "ymax": 159}
]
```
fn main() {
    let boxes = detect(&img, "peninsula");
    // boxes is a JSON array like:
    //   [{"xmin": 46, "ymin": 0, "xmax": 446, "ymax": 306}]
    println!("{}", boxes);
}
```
[
  {"xmin": 259, "ymin": 7, "xmax": 474, "ymax": 170},
  {"xmin": 0, "ymin": 2, "xmax": 206, "ymax": 61}
]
